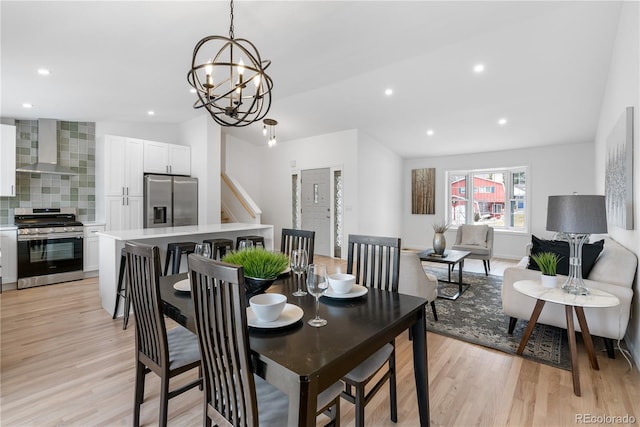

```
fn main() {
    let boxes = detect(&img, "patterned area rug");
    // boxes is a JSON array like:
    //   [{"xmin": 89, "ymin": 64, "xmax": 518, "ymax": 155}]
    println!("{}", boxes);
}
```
[{"xmin": 424, "ymin": 267, "xmax": 571, "ymax": 370}]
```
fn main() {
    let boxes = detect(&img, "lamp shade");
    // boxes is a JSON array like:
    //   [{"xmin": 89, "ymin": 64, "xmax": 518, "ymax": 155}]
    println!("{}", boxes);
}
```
[{"xmin": 546, "ymin": 195, "xmax": 608, "ymax": 234}]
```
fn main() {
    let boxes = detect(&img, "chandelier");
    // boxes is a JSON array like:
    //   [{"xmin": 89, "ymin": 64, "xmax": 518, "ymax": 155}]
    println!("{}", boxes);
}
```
[
  {"xmin": 187, "ymin": 0, "xmax": 273, "ymax": 127},
  {"xmin": 263, "ymin": 118, "xmax": 277, "ymax": 147}
]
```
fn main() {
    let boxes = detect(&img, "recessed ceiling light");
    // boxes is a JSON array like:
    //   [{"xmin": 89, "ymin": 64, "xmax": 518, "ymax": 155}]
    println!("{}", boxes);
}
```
[
  {"xmin": 37, "ymin": 68, "xmax": 51, "ymax": 76},
  {"xmin": 385, "ymin": 88, "xmax": 393, "ymax": 96},
  {"xmin": 473, "ymin": 64, "xmax": 485, "ymax": 73},
  {"xmin": 498, "ymin": 118, "xmax": 508, "ymax": 126},
  {"xmin": 22, "ymin": 103, "xmax": 33, "ymax": 108},
  {"xmin": 147, "ymin": 111, "xmax": 155, "ymax": 116},
  {"xmin": 426, "ymin": 129, "xmax": 434, "ymax": 136}
]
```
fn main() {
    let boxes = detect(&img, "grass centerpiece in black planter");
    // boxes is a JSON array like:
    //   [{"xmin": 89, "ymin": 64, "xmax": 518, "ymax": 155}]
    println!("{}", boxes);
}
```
[{"xmin": 222, "ymin": 248, "xmax": 289, "ymax": 297}]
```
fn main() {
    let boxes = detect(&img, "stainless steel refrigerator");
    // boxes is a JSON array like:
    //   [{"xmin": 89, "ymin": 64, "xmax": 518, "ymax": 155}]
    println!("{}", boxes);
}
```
[{"xmin": 144, "ymin": 174, "xmax": 198, "ymax": 228}]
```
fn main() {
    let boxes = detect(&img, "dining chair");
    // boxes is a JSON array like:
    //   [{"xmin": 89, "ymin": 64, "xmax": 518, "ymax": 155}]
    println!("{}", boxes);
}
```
[
  {"xmin": 281, "ymin": 228, "xmax": 315, "ymax": 264},
  {"xmin": 124, "ymin": 241, "xmax": 202, "ymax": 427},
  {"xmin": 343, "ymin": 234, "xmax": 401, "ymax": 427},
  {"xmin": 187, "ymin": 254, "xmax": 343, "ymax": 426}
]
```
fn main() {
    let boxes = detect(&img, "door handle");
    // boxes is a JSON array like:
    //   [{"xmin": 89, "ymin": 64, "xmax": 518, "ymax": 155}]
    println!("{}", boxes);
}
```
[{"xmin": 11, "ymin": 185, "xmax": 14, "ymax": 196}]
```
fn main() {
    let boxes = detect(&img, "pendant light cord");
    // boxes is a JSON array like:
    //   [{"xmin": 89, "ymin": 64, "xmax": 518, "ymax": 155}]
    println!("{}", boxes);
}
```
[{"xmin": 229, "ymin": 0, "xmax": 235, "ymax": 39}]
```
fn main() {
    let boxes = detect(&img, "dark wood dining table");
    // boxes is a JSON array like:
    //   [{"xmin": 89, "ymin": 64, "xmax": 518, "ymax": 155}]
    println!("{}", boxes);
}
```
[{"xmin": 160, "ymin": 272, "xmax": 430, "ymax": 427}]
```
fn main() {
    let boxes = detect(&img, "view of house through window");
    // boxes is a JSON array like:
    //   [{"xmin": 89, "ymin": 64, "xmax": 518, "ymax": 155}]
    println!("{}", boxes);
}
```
[{"xmin": 447, "ymin": 167, "xmax": 527, "ymax": 231}]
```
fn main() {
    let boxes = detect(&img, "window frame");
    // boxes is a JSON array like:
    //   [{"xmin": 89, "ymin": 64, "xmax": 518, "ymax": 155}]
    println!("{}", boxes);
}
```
[{"xmin": 445, "ymin": 166, "xmax": 529, "ymax": 233}]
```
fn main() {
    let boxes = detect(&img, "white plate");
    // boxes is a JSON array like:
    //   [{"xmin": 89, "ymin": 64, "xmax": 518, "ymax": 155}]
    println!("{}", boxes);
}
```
[
  {"xmin": 173, "ymin": 279, "xmax": 191, "ymax": 292},
  {"xmin": 247, "ymin": 303, "xmax": 303, "ymax": 328},
  {"xmin": 323, "ymin": 284, "xmax": 368, "ymax": 299}
]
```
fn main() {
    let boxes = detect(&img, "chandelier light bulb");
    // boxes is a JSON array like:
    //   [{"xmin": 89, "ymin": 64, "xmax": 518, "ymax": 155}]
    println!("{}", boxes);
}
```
[
  {"xmin": 237, "ymin": 58, "xmax": 245, "ymax": 75},
  {"xmin": 263, "ymin": 125, "xmax": 267, "ymax": 136}
]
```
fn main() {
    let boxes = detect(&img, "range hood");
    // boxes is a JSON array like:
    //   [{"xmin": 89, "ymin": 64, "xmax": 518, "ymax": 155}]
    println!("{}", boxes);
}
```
[{"xmin": 15, "ymin": 119, "xmax": 77, "ymax": 176}]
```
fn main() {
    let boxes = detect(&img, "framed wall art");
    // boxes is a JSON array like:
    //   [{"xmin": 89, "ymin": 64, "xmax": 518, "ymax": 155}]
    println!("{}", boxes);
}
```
[
  {"xmin": 605, "ymin": 106, "xmax": 634, "ymax": 230},
  {"xmin": 411, "ymin": 168, "xmax": 435, "ymax": 215}
]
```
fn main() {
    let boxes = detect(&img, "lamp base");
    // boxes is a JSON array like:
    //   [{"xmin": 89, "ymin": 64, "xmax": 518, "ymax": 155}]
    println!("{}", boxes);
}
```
[{"xmin": 561, "ymin": 283, "xmax": 589, "ymax": 295}]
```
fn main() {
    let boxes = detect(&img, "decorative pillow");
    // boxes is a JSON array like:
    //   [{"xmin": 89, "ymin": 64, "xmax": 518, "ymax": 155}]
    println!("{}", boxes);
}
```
[
  {"xmin": 526, "ymin": 235, "xmax": 604, "ymax": 278},
  {"xmin": 461, "ymin": 225, "xmax": 488, "ymax": 246}
]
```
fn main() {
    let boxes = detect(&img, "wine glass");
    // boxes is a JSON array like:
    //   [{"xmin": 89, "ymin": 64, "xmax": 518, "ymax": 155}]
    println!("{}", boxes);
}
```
[
  {"xmin": 306, "ymin": 263, "xmax": 329, "ymax": 327},
  {"xmin": 238, "ymin": 239, "xmax": 254, "ymax": 251},
  {"xmin": 290, "ymin": 249, "xmax": 308, "ymax": 297},
  {"xmin": 194, "ymin": 243, "xmax": 211, "ymax": 258}
]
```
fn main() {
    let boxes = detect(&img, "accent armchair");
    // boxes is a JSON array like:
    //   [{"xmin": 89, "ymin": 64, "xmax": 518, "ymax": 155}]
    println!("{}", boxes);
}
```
[{"xmin": 451, "ymin": 224, "xmax": 494, "ymax": 275}]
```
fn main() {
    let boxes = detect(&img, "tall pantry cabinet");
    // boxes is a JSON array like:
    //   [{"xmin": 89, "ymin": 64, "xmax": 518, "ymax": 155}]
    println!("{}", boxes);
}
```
[{"xmin": 97, "ymin": 135, "xmax": 144, "ymax": 231}]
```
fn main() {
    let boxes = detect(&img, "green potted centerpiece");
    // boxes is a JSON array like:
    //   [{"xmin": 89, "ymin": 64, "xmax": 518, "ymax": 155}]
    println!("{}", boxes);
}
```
[
  {"xmin": 530, "ymin": 251, "xmax": 561, "ymax": 288},
  {"xmin": 222, "ymin": 248, "xmax": 290, "ymax": 297}
]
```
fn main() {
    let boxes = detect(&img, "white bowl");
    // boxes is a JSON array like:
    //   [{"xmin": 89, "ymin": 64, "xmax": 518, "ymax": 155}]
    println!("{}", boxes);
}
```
[
  {"xmin": 327, "ymin": 273, "xmax": 356, "ymax": 294},
  {"xmin": 249, "ymin": 293, "xmax": 287, "ymax": 322}
]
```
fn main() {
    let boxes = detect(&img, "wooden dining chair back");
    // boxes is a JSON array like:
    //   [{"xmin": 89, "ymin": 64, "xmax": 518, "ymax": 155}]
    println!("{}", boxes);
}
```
[
  {"xmin": 188, "ymin": 254, "xmax": 260, "ymax": 426},
  {"xmin": 188, "ymin": 254, "xmax": 343, "ymax": 426},
  {"xmin": 343, "ymin": 233, "xmax": 401, "ymax": 427},
  {"xmin": 346, "ymin": 234, "xmax": 401, "ymax": 292},
  {"xmin": 281, "ymin": 228, "xmax": 315, "ymax": 264},
  {"xmin": 124, "ymin": 241, "xmax": 201, "ymax": 427}
]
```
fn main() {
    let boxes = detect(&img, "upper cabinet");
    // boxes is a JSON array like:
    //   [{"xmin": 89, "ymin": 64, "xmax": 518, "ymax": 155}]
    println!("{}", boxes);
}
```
[
  {"xmin": 0, "ymin": 124, "xmax": 16, "ymax": 197},
  {"xmin": 143, "ymin": 140, "xmax": 191, "ymax": 175}
]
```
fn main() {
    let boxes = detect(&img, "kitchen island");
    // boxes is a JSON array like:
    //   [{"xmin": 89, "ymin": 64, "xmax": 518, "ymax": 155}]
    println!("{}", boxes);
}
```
[{"xmin": 97, "ymin": 223, "xmax": 274, "ymax": 316}]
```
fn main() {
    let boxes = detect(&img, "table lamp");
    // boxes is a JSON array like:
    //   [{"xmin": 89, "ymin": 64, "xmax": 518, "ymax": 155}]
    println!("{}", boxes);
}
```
[{"xmin": 546, "ymin": 195, "xmax": 607, "ymax": 295}]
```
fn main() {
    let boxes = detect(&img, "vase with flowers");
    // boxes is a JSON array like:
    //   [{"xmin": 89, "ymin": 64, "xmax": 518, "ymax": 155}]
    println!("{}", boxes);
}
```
[{"xmin": 432, "ymin": 221, "xmax": 450, "ymax": 256}]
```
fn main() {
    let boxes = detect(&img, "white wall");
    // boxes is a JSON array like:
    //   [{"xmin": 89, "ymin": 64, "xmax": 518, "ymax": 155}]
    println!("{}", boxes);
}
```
[
  {"xmin": 226, "ymin": 129, "xmax": 359, "ymax": 257},
  {"xmin": 180, "ymin": 115, "xmax": 221, "ymax": 225},
  {"xmin": 357, "ymin": 132, "xmax": 403, "ymax": 237},
  {"xmin": 403, "ymin": 142, "xmax": 596, "ymax": 259},
  {"xmin": 593, "ymin": 1, "xmax": 640, "ymax": 365},
  {"xmin": 96, "ymin": 121, "xmax": 181, "ymax": 144},
  {"xmin": 225, "ymin": 133, "xmax": 266, "ymax": 209}
]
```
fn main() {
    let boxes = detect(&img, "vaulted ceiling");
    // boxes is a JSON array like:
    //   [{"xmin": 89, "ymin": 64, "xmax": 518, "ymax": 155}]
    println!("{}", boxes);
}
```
[{"xmin": 1, "ymin": 1, "xmax": 624, "ymax": 158}]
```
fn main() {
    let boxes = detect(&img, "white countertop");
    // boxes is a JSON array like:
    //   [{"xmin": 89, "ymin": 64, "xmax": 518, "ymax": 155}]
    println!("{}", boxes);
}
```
[{"xmin": 96, "ymin": 223, "xmax": 272, "ymax": 241}]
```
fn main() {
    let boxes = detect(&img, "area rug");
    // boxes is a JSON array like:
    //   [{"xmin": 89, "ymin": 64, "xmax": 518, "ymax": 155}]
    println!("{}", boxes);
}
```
[{"xmin": 423, "ymin": 267, "xmax": 571, "ymax": 370}]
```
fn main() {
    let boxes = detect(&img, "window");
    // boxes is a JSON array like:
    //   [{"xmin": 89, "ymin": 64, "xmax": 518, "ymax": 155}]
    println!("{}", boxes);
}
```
[{"xmin": 446, "ymin": 167, "xmax": 528, "ymax": 231}]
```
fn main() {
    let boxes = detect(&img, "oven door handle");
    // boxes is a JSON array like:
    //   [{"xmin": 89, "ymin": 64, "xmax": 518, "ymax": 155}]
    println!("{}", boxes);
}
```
[{"xmin": 18, "ymin": 233, "xmax": 84, "ymax": 241}]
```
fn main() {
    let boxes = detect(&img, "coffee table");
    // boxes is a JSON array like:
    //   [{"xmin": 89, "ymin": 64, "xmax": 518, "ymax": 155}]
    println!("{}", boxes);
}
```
[
  {"xmin": 513, "ymin": 280, "xmax": 620, "ymax": 396},
  {"xmin": 418, "ymin": 249, "xmax": 471, "ymax": 300}
]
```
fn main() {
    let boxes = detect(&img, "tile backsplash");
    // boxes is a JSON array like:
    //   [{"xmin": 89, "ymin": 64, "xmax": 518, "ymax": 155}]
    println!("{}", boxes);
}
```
[{"xmin": 0, "ymin": 120, "xmax": 96, "ymax": 225}]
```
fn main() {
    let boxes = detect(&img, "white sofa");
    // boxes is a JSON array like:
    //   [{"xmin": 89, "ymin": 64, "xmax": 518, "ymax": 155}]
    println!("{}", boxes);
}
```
[{"xmin": 501, "ymin": 236, "xmax": 637, "ymax": 355}]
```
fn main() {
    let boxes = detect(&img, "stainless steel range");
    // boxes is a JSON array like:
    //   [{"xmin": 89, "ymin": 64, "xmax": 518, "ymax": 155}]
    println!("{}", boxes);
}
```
[{"xmin": 15, "ymin": 208, "xmax": 84, "ymax": 289}]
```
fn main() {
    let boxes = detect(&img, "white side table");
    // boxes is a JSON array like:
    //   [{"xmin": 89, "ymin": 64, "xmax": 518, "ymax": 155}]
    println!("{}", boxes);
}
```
[{"xmin": 513, "ymin": 280, "xmax": 620, "ymax": 396}]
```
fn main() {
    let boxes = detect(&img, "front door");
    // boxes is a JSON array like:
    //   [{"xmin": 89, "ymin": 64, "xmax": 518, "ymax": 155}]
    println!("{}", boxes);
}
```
[{"xmin": 301, "ymin": 168, "xmax": 331, "ymax": 256}]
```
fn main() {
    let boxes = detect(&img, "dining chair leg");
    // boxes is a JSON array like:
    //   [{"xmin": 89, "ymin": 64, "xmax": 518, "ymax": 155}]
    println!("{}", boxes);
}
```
[
  {"xmin": 389, "ymin": 352, "xmax": 398, "ymax": 422},
  {"xmin": 483, "ymin": 260, "xmax": 489, "ymax": 275},
  {"xmin": 133, "ymin": 362, "xmax": 145, "ymax": 427},
  {"xmin": 159, "ymin": 375, "xmax": 170, "ymax": 427},
  {"xmin": 355, "ymin": 384, "xmax": 366, "ymax": 427}
]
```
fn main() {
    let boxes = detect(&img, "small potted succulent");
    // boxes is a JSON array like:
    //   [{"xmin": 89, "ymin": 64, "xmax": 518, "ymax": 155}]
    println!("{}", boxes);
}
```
[
  {"xmin": 222, "ymin": 248, "xmax": 289, "ymax": 297},
  {"xmin": 531, "ymin": 251, "xmax": 561, "ymax": 288}
]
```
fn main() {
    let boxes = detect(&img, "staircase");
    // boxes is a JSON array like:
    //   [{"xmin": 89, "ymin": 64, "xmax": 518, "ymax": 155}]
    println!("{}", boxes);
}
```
[{"xmin": 221, "ymin": 173, "xmax": 262, "ymax": 224}]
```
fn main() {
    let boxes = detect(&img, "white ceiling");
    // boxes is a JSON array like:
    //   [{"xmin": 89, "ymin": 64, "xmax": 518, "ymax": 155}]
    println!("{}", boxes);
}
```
[{"xmin": 0, "ymin": 1, "xmax": 624, "ymax": 158}]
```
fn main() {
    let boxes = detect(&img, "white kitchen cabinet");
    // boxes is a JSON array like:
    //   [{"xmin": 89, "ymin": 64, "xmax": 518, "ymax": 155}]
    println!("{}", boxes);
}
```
[
  {"xmin": 83, "ymin": 224, "xmax": 105, "ymax": 272},
  {"xmin": 104, "ymin": 135, "xmax": 144, "ymax": 197},
  {"xmin": 0, "ymin": 230, "xmax": 17, "ymax": 284},
  {"xmin": 105, "ymin": 196, "xmax": 143, "ymax": 232},
  {"xmin": 0, "ymin": 124, "xmax": 16, "ymax": 197},
  {"xmin": 143, "ymin": 140, "xmax": 191, "ymax": 175},
  {"xmin": 101, "ymin": 135, "xmax": 144, "ymax": 232}
]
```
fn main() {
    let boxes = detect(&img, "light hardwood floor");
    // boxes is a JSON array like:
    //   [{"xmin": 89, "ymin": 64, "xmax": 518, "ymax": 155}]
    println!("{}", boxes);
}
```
[{"xmin": 1, "ymin": 256, "xmax": 638, "ymax": 426}]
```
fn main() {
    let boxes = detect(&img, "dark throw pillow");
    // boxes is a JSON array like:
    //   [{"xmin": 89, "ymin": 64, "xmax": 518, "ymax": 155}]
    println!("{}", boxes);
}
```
[{"xmin": 526, "ymin": 235, "xmax": 604, "ymax": 278}]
